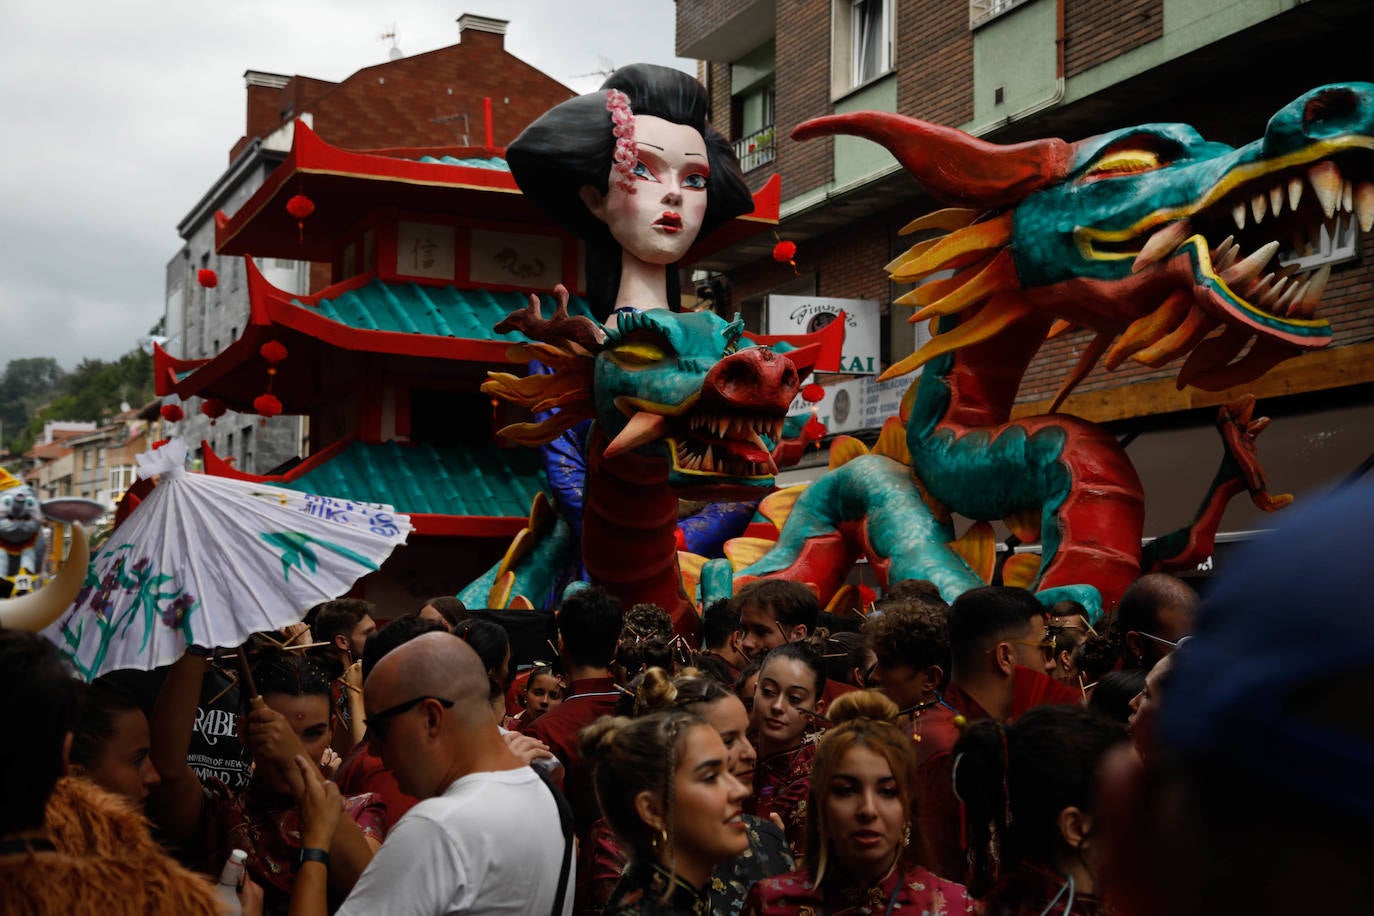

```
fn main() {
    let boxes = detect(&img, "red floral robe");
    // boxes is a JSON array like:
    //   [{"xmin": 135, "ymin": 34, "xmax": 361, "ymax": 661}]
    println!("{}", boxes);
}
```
[
  {"xmin": 741, "ymin": 862, "xmax": 978, "ymax": 915},
  {"xmin": 746, "ymin": 739, "xmax": 818, "ymax": 853}
]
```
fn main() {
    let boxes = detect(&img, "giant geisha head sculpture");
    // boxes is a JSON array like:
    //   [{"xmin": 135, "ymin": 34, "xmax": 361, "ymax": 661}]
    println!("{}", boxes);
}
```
[
  {"xmin": 490, "ymin": 65, "xmax": 806, "ymax": 499},
  {"xmin": 507, "ymin": 63, "xmax": 754, "ymax": 322}
]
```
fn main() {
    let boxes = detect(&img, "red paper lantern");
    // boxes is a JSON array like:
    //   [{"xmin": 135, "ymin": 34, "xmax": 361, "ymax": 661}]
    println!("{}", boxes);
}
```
[
  {"xmin": 197, "ymin": 269, "xmax": 218, "ymax": 288},
  {"xmin": 801, "ymin": 383, "xmax": 825, "ymax": 403},
  {"xmin": 254, "ymin": 393, "xmax": 283, "ymax": 418},
  {"xmin": 259, "ymin": 340, "xmax": 289, "ymax": 364},
  {"xmin": 286, "ymin": 194, "xmax": 316, "ymax": 220},
  {"xmin": 160, "ymin": 403, "xmax": 185, "ymax": 422},
  {"xmin": 200, "ymin": 398, "xmax": 227, "ymax": 424},
  {"xmin": 772, "ymin": 240, "xmax": 797, "ymax": 263}
]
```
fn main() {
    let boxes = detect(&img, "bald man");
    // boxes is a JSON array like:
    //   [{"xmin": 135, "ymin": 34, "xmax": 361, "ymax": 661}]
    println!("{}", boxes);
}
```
[{"xmin": 317, "ymin": 633, "xmax": 574, "ymax": 915}]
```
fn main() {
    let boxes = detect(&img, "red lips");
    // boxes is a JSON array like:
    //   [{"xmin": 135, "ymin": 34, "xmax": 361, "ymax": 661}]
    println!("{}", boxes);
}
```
[{"xmin": 654, "ymin": 211, "xmax": 683, "ymax": 231}]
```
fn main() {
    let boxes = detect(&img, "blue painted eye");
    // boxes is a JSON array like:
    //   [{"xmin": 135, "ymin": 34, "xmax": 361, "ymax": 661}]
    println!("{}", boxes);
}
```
[
  {"xmin": 683, "ymin": 173, "xmax": 707, "ymax": 190},
  {"xmin": 632, "ymin": 161, "xmax": 656, "ymax": 181}
]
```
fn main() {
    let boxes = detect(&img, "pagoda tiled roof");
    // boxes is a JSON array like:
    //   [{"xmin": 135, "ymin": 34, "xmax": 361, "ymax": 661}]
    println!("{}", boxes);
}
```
[
  {"xmin": 154, "ymin": 262, "xmax": 594, "ymax": 405},
  {"xmin": 411, "ymin": 154, "xmax": 510, "ymax": 170},
  {"xmin": 305, "ymin": 278, "xmax": 595, "ymax": 341},
  {"xmin": 203, "ymin": 437, "xmax": 544, "ymax": 538}
]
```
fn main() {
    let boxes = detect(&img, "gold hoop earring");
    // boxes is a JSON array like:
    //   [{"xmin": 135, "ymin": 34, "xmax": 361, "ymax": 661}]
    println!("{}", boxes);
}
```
[
  {"xmin": 650, "ymin": 828, "xmax": 669, "ymax": 851},
  {"xmin": 902, "ymin": 823, "xmax": 911, "ymax": 847}
]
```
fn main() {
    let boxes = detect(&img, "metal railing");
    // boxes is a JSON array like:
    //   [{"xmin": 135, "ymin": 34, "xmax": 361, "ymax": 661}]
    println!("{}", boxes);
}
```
[{"xmin": 733, "ymin": 125, "xmax": 776, "ymax": 173}]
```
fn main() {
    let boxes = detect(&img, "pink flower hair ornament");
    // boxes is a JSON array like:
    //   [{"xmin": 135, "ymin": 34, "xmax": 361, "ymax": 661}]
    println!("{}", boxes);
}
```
[{"xmin": 606, "ymin": 89, "xmax": 637, "ymax": 194}]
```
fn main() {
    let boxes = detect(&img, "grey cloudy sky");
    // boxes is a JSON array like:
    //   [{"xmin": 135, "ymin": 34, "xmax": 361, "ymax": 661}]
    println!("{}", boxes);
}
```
[{"xmin": 0, "ymin": 1, "xmax": 690, "ymax": 369}]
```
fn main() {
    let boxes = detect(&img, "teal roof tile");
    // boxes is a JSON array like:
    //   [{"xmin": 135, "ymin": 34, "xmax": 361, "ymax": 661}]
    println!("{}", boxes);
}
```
[
  {"xmin": 412, "ymin": 155, "xmax": 510, "ymax": 171},
  {"xmin": 281, "ymin": 440, "xmax": 546, "ymax": 519},
  {"xmin": 298, "ymin": 281, "xmax": 597, "ymax": 343}
]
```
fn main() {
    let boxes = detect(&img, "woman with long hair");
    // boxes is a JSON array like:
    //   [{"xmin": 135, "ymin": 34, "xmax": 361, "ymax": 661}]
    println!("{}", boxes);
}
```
[
  {"xmin": 581, "ymin": 706, "xmax": 751, "ymax": 914},
  {"xmin": 953, "ymin": 705, "xmax": 1126, "ymax": 914},
  {"xmin": 743, "ymin": 690, "xmax": 974, "ymax": 914},
  {"xmin": 579, "ymin": 669, "xmax": 793, "ymax": 914},
  {"xmin": 747, "ymin": 639, "xmax": 828, "ymax": 850},
  {"xmin": 508, "ymin": 63, "xmax": 752, "ymax": 324}
]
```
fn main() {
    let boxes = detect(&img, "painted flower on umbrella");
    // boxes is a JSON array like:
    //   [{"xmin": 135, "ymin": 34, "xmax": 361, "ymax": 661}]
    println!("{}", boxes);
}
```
[{"xmin": 161, "ymin": 592, "xmax": 197, "ymax": 629}]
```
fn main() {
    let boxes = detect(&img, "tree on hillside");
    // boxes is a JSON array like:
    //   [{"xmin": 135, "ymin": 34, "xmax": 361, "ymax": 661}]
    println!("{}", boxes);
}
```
[
  {"xmin": 0, "ymin": 358, "xmax": 65, "ymax": 448},
  {"xmin": 7, "ymin": 349, "xmax": 154, "ymax": 454}
]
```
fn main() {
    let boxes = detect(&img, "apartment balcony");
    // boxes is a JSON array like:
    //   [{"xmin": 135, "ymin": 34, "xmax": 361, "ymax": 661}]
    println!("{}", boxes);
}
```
[
  {"xmin": 734, "ymin": 125, "xmax": 776, "ymax": 174},
  {"xmin": 677, "ymin": 0, "xmax": 776, "ymax": 62}
]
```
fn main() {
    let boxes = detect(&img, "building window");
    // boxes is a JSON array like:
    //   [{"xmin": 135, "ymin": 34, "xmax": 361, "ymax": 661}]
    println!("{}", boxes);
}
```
[
  {"xmin": 969, "ymin": 0, "xmax": 1033, "ymax": 29},
  {"xmin": 1281, "ymin": 213, "xmax": 1361, "ymax": 272},
  {"xmin": 851, "ymin": 0, "xmax": 891, "ymax": 86},
  {"xmin": 832, "ymin": 0, "xmax": 893, "ymax": 96},
  {"xmin": 732, "ymin": 85, "xmax": 776, "ymax": 173},
  {"xmin": 109, "ymin": 465, "xmax": 136, "ymax": 496}
]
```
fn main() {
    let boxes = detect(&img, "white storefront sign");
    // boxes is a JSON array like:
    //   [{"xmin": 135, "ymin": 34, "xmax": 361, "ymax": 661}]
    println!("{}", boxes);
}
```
[
  {"xmin": 767, "ymin": 294, "xmax": 880, "ymax": 376},
  {"xmin": 787, "ymin": 374, "xmax": 912, "ymax": 434}
]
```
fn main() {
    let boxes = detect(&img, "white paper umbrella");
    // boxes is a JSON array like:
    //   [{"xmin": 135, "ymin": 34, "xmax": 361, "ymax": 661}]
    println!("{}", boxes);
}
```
[{"xmin": 43, "ymin": 439, "xmax": 411, "ymax": 681}]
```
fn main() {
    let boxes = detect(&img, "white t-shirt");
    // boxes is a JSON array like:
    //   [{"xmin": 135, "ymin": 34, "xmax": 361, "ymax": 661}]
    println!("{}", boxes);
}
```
[{"xmin": 338, "ymin": 766, "xmax": 574, "ymax": 916}]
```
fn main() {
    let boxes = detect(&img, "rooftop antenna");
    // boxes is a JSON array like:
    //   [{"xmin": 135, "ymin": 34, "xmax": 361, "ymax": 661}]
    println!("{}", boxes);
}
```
[
  {"xmin": 380, "ymin": 24, "xmax": 403, "ymax": 61},
  {"xmin": 571, "ymin": 54, "xmax": 617, "ymax": 87}
]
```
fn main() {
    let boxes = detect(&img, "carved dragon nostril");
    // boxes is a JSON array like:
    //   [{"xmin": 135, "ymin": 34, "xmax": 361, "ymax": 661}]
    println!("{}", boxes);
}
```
[{"xmin": 1303, "ymin": 87, "xmax": 1360, "ymax": 128}]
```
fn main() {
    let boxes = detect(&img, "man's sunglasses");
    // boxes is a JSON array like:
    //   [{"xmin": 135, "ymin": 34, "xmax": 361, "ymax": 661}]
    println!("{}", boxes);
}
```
[{"xmin": 365, "ymin": 695, "xmax": 454, "ymax": 740}]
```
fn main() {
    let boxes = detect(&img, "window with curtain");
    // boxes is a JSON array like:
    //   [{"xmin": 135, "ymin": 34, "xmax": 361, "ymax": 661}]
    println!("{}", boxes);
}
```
[{"xmin": 851, "ymin": 0, "xmax": 890, "ymax": 86}]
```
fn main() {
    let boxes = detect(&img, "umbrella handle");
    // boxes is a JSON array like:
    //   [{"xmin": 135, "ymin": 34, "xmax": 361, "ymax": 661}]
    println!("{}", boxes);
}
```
[{"xmin": 234, "ymin": 647, "xmax": 268, "ymax": 711}]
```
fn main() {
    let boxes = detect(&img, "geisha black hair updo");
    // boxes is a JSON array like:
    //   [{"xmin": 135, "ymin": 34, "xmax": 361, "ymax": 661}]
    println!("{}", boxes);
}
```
[{"xmin": 507, "ymin": 63, "xmax": 753, "ymax": 321}]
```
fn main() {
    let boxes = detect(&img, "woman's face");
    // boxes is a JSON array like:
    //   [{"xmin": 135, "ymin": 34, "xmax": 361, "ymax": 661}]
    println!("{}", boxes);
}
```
[
  {"xmin": 752, "ymin": 657, "xmax": 819, "ymax": 751},
  {"xmin": 525, "ymin": 673, "xmax": 565, "ymax": 718},
  {"xmin": 255, "ymin": 692, "xmax": 332, "ymax": 795},
  {"xmin": 823, "ymin": 745, "xmax": 906, "ymax": 878},
  {"xmin": 585, "ymin": 115, "xmax": 710, "ymax": 266},
  {"xmin": 663, "ymin": 725, "xmax": 750, "ymax": 870},
  {"xmin": 1128, "ymin": 654, "xmax": 1173, "ymax": 761},
  {"xmin": 79, "ymin": 707, "xmax": 161, "ymax": 807},
  {"xmin": 702, "ymin": 694, "xmax": 757, "ymax": 788}
]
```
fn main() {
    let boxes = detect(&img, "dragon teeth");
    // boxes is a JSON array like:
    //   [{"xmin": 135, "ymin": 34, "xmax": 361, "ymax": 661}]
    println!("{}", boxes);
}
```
[
  {"xmin": 1211, "ymin": 237, "xmax": 1240, "ymax": 271},
  {"xmin": 1269, "ymin": 185, "xmax": 1284, "ymax": 216},
  {"xmin": 1309, "ymin": 161, "xmax": 1341, "ymax": 218},
  {"xmin": 1132, "ymin": 221, "xmax": 1191, "ymax": 274},
  {"xmin": 1342, "ymin": 179, "xmax": 1354, "ymax": 214},
  {"xmin": 1288, "ymin": 176, "xmax": 1304, "ymax": 210},
  {"xmin": 1357, "ymin": 182, "xmax": 1374, "ymax": 232},
  {"xmin": 1251, "ymin": 193, "xmax": 1267, "ymax": 223},
  {"xmin": 1222, "ymin": 240, "xmax": 1280, "ymax": 289},
  {"xmin": 1297, "ymin": 263, "xmax": 1331, "ymax": 316},
  {"xmin": 1232, "ymin": 202, "xmax": 1247, "ymax": 231}
]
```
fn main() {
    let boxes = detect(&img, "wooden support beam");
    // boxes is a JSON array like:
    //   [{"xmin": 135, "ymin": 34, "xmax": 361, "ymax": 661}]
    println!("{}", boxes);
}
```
[{"xmin": 1011, "ymin": 340, "xmax": 1374, "ymax": 424}]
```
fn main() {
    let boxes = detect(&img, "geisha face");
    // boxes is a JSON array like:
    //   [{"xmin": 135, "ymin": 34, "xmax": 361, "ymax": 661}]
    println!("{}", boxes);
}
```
[{"xmin": 581, "ymin": 115, "xmax": 710, "ymax": 266}]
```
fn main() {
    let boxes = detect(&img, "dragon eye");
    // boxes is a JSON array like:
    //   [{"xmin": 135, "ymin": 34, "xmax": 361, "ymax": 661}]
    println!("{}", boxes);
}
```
[
  {"xmin": 1086, "ymin": 149, "xmax": 1162, "ymax": 178},
  {"xmin": 609, "ymin": 341, "xmax": 669, "ymax": 367}
]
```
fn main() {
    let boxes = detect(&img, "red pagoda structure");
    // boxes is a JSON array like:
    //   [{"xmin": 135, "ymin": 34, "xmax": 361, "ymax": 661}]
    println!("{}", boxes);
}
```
[{"xmin": 154, "ymin": 120, "xmax": 781, "ymax": 612}]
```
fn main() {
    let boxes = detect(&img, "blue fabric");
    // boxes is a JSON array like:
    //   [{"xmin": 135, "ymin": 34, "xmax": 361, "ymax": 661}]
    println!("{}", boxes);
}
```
[{"xmin": 1161, "ymin": 481, "xmax": 1374, "ymax": 821}]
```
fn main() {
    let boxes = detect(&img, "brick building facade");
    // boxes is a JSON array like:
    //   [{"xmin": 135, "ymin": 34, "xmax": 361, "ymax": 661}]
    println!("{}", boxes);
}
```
[{"xmin": 678, "ymin": 0, "xmax": 1373, "ymax": 541}]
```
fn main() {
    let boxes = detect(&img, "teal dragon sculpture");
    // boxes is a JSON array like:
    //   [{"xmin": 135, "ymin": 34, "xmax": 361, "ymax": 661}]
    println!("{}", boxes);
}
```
[
  {"xmin": 728, "ymin": 83, "xmax": 1373, "ymax": 621},
  {"xmin": 460, "ymin": 287, "xmax": 817, "ymax": 637}
]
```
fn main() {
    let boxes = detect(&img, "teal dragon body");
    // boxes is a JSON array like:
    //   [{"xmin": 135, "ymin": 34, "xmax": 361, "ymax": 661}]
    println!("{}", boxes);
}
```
[{"xmin": 732, "ymin": 83, "xmax": 1374, "ymax": 620}]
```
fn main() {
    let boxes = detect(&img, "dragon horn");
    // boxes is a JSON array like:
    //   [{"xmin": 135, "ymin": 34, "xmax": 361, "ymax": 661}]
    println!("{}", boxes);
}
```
[
  {"xmin": 792, "ymin": 112, "xmax": 1073, "ymax": 208},
  {"xmin": 0, "ymin": 523, "xmax": 88, "ymax": 632}
]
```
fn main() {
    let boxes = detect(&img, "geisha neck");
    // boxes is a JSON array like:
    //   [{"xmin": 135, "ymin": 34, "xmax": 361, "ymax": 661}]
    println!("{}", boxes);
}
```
[{"xmin": 614, "ymin": 249, "xmax": 672, "ymax": 313}]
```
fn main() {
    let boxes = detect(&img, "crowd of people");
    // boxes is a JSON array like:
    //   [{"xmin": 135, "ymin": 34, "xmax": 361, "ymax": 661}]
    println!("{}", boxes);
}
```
[{"xmin": 3, "ymin": 484, "xmax": 1374, "ymax": 914}]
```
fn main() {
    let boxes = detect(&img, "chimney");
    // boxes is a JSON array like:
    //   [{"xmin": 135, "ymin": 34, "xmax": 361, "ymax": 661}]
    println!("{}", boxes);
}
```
[
  {"xmin": 457, "ymin": 13, "xmax": 508, "ymax": 46},
  {"xmin": 244, "ymin": 70, "xmax": 291, "ymax": 141}
]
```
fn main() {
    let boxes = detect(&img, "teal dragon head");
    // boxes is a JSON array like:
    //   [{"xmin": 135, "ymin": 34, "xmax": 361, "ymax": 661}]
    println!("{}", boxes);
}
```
[
  {"xmin": 485, "ymin": 286, "xmax": 804, "ymax": 499},
  {"xmin": 795, "ymin": 83, "xmax": 1374, "ymax": 395}
]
